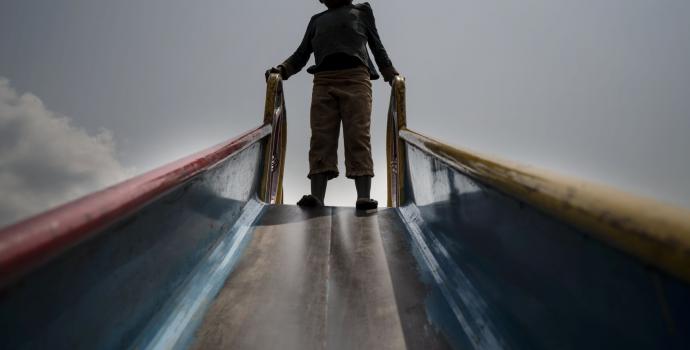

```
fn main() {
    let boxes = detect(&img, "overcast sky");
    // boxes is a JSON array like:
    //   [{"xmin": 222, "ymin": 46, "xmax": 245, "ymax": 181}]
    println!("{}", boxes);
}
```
[{"xmin": 1, "ymin": 0, "xmax": 689, "ymax": 227}]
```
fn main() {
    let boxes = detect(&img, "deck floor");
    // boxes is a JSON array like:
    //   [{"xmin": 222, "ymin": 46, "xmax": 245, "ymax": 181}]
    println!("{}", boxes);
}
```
[{"xmin": 191, "ymin": 205, "xmax": 449, "ymax": 350}]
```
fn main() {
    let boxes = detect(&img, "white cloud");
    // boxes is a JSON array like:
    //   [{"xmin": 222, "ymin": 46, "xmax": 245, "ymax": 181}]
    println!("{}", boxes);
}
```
[{"xmin": 0, "ymin": 77, "xmax": 131, "ymax": 228}]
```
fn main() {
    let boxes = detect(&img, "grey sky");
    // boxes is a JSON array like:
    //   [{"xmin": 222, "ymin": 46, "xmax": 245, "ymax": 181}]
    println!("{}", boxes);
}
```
[{"xmin": 1, "ymin": 0, "xmax": 689, "ymax": 226}]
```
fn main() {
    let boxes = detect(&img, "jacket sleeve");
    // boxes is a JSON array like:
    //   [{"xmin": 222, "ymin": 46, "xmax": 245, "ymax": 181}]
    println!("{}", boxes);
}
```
[
  {"xmin": 280, "ymin": 18, "xmax": 315, "ymax": 79},
  {"xmin": 359, "ymin": 3, "xmax": 398, "ymax": 79}
]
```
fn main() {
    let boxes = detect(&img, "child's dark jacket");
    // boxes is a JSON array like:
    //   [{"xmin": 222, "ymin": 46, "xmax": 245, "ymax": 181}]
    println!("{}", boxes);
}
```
[{"xmin": 280, "ymin": 2, "xmax": 396, "ymax": 80}]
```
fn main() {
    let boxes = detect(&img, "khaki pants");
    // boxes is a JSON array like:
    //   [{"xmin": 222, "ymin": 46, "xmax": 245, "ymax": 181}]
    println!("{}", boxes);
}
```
[{"xmin": 308, "ymin": 66, "xmax": 374, "ymax": 179}]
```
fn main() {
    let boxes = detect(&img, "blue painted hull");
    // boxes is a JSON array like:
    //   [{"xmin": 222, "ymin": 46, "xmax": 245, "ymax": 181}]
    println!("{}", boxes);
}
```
[
  {"xmin": 398, "ymin": 143, "xmax": 690, "ymax": 349},
  {"xmin": 0, "ymin": 143, "xmax": 265, "ymax": 350}
]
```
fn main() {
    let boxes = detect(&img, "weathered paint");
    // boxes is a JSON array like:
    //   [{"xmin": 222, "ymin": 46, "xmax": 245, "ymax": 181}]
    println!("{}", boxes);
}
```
[
  {"xmin": 260, "ymin": 73, "xmax": 287, "ymax": 204},
  {"xmin": 396, "ymin": 143, "xmax": 690, "ymax": 349},
  {"xmin": 0, "ymin": 124, "xmax": 271, "ymax": 287},
  {"xmin": 0, "ymin": 142, "xmax": 266, "ymax": 349},
  {"xmin": 386, "ymin": 76, "xmax": 407, "ymax": 207},
  {"xmin": 398, "ymin": 128, "xmax": 690, "ymax": 284},
  {"xmin": 398, "ymin": 203, "xmax": 504, "ymax": 350},
  {"xmin": 136, "ymin": 199, "xmax": 264, "ymax": 350}
]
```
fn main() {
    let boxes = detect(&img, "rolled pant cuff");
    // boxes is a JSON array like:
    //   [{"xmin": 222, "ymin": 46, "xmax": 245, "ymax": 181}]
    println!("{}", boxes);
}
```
[
  {"xmin": 308, "ymin": 168, "xmax": 339, "ymax": 180},
  {"xmin": 345, "ymin": 170, "xmax": 375, "ymax": 179}
]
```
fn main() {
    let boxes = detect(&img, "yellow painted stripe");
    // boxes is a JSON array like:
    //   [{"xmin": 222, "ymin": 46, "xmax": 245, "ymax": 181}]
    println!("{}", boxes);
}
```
[{"xmin": 400, "ymin": 128, "xmax": 690, "ymax": 283}]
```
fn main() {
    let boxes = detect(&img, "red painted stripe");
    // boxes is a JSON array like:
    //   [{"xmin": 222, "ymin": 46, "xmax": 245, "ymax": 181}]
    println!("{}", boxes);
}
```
[{"xmin": 0, "ymin": 124, "xmax": 271, "ymax": 286}]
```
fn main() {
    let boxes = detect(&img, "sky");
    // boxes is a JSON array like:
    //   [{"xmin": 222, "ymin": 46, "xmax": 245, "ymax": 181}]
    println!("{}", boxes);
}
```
[{"xmin": 1, "ymin": 0, "xmax": 689, "ymax": 227}]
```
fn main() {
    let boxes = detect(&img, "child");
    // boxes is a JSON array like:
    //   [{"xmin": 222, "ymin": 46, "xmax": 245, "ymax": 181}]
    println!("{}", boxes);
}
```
[{"xmin": 266, "ymin": 0, "xmax": 399, "ymax": 210}]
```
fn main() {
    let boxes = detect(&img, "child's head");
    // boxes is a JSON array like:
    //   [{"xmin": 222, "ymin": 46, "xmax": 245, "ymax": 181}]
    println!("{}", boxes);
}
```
[{"xmin": 320, "ymin": 0, "xmax": 353, "ymax": 9}]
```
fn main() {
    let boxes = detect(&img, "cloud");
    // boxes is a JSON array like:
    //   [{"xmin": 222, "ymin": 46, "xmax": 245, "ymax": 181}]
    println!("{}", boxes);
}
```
[{"xmin": 0, "ymin": 77, "xmax": 131, "ymax": 228}]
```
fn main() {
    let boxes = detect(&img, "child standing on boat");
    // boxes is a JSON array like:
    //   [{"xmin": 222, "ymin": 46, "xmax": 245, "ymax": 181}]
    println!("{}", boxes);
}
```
[{"xmin": 266, "ymin": 0, "xmax": 399, "ymax": 210}]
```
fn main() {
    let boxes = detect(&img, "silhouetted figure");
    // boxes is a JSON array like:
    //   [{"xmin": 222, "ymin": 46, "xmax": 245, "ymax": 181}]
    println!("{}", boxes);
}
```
[{"xmin": 266, "ymin": 0, "xmax": 399, "ymax": 210}]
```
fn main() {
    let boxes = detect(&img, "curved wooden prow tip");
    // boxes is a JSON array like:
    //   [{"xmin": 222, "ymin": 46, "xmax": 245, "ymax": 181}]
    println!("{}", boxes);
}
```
[{"xmin": 260, "ymin": 73, "xmax": 287, "ymax": 204}]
